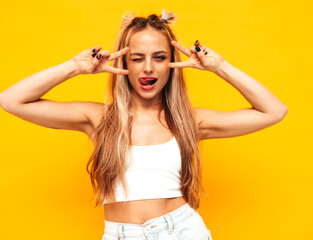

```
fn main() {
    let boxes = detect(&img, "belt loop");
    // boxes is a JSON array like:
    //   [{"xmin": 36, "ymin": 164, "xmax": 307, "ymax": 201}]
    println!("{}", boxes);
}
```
[
  {"xmin": 118, "ymin": 224, "xmax": 124, "ymax": 239},
  {"xmin": 165, "ymin": 215, "xmax": 174, "ymax": 234}
]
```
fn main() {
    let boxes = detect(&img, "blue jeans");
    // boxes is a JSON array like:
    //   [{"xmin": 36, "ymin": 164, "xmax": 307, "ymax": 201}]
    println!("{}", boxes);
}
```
[{"xmin": 102, "ymin": 202, "xmax": 213, "ymax": 240}]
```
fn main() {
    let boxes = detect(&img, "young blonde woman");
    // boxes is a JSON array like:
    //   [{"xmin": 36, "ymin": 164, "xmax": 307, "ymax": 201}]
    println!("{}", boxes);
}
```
[{"xmin": 0, "ymin": 9, "xmax": 287, "ymax": 240}]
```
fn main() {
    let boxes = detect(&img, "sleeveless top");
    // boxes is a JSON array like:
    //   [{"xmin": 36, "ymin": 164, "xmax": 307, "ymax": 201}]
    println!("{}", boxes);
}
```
[{"xmin": 102, "ymin": 136, "xmax": 183, "ymax": 205}]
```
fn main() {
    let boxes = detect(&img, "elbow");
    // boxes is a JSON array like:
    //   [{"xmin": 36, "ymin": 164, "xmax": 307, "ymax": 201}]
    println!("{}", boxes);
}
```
[
  {"xmin": 282, "ymin": 105, "xmax": 288, "ymax": 116},
  {"xmin": 265, "ymin": 105, "xmax": 288, "ymax": 123},
  {"xmin": 276, "ymin": 105, "xmax": 288, "ymax": 121},
  {"xmin": 0, "ymin": 94, "xmax": 14, "ymax": 111}
]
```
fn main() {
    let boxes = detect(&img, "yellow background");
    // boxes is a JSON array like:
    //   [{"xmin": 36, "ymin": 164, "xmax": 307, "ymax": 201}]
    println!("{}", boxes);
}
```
[{"xmin": 0, "ymin": 0, "xmax": 311, "ymax": 240}]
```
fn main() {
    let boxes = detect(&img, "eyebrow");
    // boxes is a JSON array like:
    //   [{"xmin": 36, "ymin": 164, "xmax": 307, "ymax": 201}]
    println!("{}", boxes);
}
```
[{"xmin": 130, "ymin": 51, "xmax": 168, "ymax": 56}]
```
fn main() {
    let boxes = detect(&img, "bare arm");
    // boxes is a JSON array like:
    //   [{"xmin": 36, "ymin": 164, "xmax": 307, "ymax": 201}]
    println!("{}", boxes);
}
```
[
  {"xmin": 0, "ymin": 46, "xmax": 129, "ymax": 135},
  {"xmin": 195, "ymin": 59, "xmax": 288, "ymax": 139},
  {"xmin": 214, "ymin": 60, "xmax": 288, "ymax": 116},
  {"xmin": 1, "ymin": 59, "xmax": 78, "ymax": 104},
  {"xmin": 0, "ymin": 59, "xmax": 94, "ymax": 133},
  {"xmin": 169, "ymin": 40, "xmax": 288, "ymax": 139},
  {"xmin": 0, "ymin": 59, "xmax": 79, "ymax": 105}
]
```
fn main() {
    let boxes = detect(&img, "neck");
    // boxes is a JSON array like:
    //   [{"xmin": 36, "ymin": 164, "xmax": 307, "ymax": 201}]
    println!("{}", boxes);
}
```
[{"xmin": 131, "ymin": 92, "xmax": 164, "ymax": 113}]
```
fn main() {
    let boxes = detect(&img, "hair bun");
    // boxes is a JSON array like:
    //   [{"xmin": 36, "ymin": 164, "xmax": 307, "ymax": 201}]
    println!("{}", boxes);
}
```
[
  {"xmin": 160, "ymin": 9, "xmax": 177, "ymax": 24},
  {"xmin": 120, "ymin": 11, "xmax": 136, "ymax": 29}
]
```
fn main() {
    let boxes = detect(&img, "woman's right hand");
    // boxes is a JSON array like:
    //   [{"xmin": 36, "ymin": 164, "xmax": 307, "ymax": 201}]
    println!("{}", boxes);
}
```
[{"xmin": 71, "ymin": 45, "xmax": 130, "ymax": 75}]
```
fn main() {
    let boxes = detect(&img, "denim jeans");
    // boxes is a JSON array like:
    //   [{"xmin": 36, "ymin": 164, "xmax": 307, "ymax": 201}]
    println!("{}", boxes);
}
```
[{"xmin": 101, "ymin": 202, "xmax": 213, "ymax": 240}]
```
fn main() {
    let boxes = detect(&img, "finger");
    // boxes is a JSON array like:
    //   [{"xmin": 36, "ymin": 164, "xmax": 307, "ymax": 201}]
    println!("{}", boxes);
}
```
[
  {"xmin": 90, "ymin": 45, "xmax": 102, "ymax": 54},
  {"xmin": 195, "ymin": 43, "xmax": 209, "ymax": 52},
  {"xmin": 168, "ymin": 61, "xmax": 191, "ymax": 68},
  {"xmin": 97, "ymin": 50, "xmax": 110, "ymax": 58},
  {"xmin": 194, "ymin": 46, "xmax": 209, "ymax": 64},
  {"xmin": 108, "ymin": 47, "xmax": 130, "ymax": 61},
  {"xmin": 190, "ymin": 46, "xmax": 197, "ymax": 53},
  {"xmin": 171, "ymin": 41, "xmax": 191, "ymax": 57},
  {"xmin": 189, "ymin": 46, "xmax": 200, "ymax": 58},
  {"xmin": 106, "ymin": 65, "xmax": 129, "ymax": 75},
  {"xmin": 192, "ymin": 45, "xmax": 209, "ymax": 56},
  {"xmin": 199, "ymin": 44, "xmax": 208, "ymax": 52},
  {"xmin": 194, "ymin": 39, "xmax": 206, "ymax": 49},
  {"xmin": 95, "ymin": 52, "xmax": 103, "ymax": 61},
  {"xmin": 93, "ymin": 52, "xmax": 102, "ymax": 65}
]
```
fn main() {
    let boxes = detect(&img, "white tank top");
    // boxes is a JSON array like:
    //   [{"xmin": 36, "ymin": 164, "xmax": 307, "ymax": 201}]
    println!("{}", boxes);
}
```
[{"xmin": 102, "ymin": 136, "xmax": 183, "ymax": 205}]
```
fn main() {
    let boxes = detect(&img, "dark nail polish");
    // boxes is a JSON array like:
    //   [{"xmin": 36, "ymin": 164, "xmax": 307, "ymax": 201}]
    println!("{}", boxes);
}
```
[
  {"xmin": 92, "ymin": 48, "xmax": 96, "ymax": 52},
  {"xmin": 195, "ymin": 40, "xmax": 200, "ymax": 46},
  {"xmin": 92, "ymin": 53, "xmax": 96, "ymax": 57},
  {"xmin": 196, "ymin": 46, "xmax": 201, "ymax": 52},
  {"xmin": 96, "ymin": 53, "xmax": 101, "ymax": 60}
]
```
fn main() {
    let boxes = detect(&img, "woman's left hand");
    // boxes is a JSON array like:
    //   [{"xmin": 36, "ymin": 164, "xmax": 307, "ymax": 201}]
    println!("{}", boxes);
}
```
[{"xmin": 168, "ymin": 40, "xmax": 225, "ymax": 73}]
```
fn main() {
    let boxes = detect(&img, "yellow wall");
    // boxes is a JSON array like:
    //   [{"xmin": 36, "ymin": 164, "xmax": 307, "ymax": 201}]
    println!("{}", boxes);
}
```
[{"xmin": 0, "ymin": 1, "xmax": 311, "ymax": 240}]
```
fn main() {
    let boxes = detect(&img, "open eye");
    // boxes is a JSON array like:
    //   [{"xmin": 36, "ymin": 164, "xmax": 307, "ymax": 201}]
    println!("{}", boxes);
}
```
[{"xmin": 155, "ymin": 56, "xmax": 166, "ymax": 60}]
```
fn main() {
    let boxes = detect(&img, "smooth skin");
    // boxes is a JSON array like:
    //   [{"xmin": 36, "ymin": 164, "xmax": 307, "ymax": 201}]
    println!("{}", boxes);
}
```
[{"xmin": 0, "ymin": 27, "xmax": 288, "ymax": 225}]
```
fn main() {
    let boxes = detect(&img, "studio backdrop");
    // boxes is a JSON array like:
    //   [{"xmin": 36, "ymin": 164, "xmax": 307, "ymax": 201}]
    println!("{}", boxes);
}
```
[{"xmin": 0, "ymin": 1, "xmax": 311, "ymax": 240}]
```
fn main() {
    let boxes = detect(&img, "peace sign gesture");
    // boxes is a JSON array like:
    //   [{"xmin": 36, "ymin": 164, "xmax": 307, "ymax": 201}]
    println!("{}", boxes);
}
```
[
  {"xmin": 71, "ymin": 45, "xmax": 130, "ymax": 75},
  {"xmin": 168, "ymin": 40, "xmax": 225, "ymax": 73}
]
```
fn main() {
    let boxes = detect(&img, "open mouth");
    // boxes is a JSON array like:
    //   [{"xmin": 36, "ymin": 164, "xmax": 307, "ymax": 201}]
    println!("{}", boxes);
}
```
[
  {"xmin": 138, "ymin": 78, "xmax": 158, "ymax": 86},
  {"xmin": 138, "ymin": 78, "xmax": 158, "ymax": 91}
]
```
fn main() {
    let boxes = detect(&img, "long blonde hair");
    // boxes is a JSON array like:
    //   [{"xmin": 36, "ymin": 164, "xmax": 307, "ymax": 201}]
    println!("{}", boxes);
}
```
[{"xmin": 86, "ymin": 9, "xmax": 206, "ymax": 211}]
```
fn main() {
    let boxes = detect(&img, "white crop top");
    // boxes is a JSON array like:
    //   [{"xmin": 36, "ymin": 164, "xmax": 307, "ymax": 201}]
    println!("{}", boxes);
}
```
[{"xmin": 102, "ymin": 136, "xmax": 183, "ymax": 205}]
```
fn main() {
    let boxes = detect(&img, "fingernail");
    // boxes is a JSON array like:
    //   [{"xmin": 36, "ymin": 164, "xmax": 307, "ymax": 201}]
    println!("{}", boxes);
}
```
[
  {"xmin": 196, "ymin": 46, "xmax": 201, "ymax": 52},
  {"xmin": 92, "ymin": 48, "xmax": 96, "ymax": 52},
  {"xmin": 96, "ymin": 53, "xmax": 101, "ymax": 60},
  {"xmin": 92, "ymin": 53, "xmax": 96, "ymax": 57},
  {"xmin": 195, "ymin": 40, "xmax": 199, "ymax": 46}
]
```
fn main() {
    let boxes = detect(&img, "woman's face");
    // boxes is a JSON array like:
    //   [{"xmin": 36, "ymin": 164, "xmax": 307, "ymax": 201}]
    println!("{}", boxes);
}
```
[{"xmin": 126, "ymin": 27, "xmax": 171, "ymax": 105}]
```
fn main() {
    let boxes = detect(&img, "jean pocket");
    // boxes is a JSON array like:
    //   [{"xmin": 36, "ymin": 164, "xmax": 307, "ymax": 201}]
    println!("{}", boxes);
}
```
[
  {"xmin": 173, "ymin": 228, "xmax": 185, "ymax": 240},
  {"xmin": 172, "ymin": 212, "xmax": 209, "ymax": 240},
  {"xmin": 173, "ymin": 227, "xmax": 212, "ymax": 240}
]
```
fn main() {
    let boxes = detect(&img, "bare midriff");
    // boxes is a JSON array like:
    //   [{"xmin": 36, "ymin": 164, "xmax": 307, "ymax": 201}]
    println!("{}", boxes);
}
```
[{"xmin": 104, "ymin": 196, "xmax": 188, "ymax": 225}]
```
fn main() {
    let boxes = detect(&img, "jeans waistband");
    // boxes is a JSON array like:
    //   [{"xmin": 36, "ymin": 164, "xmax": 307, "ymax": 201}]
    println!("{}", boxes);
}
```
[{"xmin": 103, "ymin": 202, "xmax": 196, "ymax": 239}]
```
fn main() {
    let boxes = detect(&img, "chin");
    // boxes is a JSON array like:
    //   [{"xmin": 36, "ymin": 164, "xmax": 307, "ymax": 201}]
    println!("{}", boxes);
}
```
[{"xmin": 135, "ymin": 88, "xmax": 162, "ymax": 100}]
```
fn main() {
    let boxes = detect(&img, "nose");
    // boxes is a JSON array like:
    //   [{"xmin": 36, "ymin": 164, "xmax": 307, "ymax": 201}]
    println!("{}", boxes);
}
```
[{"xmin": 144, "ymin": 58, "xmax": 153, "ymax": 74}]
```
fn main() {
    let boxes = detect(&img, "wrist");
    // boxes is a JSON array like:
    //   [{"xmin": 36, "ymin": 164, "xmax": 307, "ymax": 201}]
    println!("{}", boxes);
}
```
[
  {"xmin": 213, "ymin": 59, "xmax": 230, "ymax": 77},
  {"xmin": 64, "ymin": 59, "xmax": 80, "ymax": 77}
]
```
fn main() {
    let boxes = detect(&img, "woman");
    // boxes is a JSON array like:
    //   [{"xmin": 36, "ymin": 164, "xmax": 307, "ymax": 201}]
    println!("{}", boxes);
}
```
[{"xmin": 0, "ymin": 9, "xmax": 287, "ymax": 240}]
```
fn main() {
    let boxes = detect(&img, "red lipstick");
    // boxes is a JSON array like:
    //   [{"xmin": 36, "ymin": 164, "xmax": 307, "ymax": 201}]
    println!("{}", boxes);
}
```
[{"xmin": 138, "ymin": 77, "xmax": 158, "ymax": 91}]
